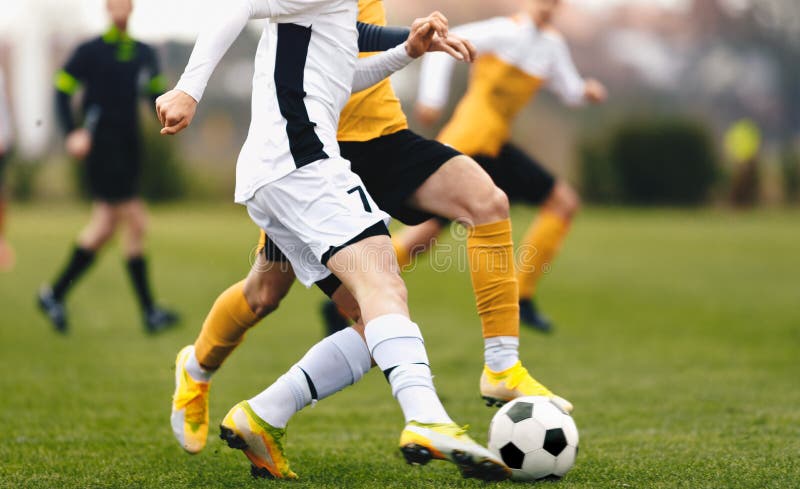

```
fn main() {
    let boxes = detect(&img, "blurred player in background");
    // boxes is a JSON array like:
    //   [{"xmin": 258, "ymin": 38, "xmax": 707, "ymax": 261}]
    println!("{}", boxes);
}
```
[
  {"xmin": 170, "ymin": 0, "xmax": 572, "ymax": 464},
  {"xmin": 37, "ymin": 0, "xmax": 177, "ymax": 334},
  {"xmin": 0, "ymin": 67, "xmax": 14, "ymax": 271},
  {"xmin": 409, "ymin": 0, "xmax": 607, "ymax": 332}
]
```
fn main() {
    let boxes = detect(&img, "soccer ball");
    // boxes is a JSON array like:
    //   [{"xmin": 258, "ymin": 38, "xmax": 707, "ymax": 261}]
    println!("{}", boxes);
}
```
[{"xmin": 488, "ymin": 396, "xmax": 579, "ymax": 481}]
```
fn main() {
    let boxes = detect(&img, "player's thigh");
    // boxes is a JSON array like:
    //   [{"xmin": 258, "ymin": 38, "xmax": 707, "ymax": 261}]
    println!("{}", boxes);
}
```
[
  {"xmin": 408, "ymin": 154, "xmax": 507, "ymax": 222},
  {"xmin": 326, "ymin": 234, "xmax": 408, "ymax": 319},
  {"xmin": 477, "ymin": 144, "xmax": 556, "ymax": 206},
  {"xmin": 89, "ymin": 201, "xmax": 118, "ymax": 230}
]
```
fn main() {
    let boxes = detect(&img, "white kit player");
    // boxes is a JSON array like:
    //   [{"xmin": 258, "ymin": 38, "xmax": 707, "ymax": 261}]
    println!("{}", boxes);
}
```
[{"xmin": 156, "ymin": 0, "xmax": 510, "ymax": 482}]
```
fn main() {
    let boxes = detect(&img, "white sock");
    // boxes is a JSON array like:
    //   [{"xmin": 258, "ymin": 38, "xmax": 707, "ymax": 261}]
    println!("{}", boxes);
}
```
[
  {"xmin": 391, "ymin": 364, "xmax": 452, "ymax": 424},
  {"xmin": 185, "ymin": 348, "xmax": 213, "ymax": 383},
  {"xmin": 484, "ymin": 336, "xmax": 520, "ymax": 372},
  {"xmin": 297, "ymin": 327, "xmax": 372, "ymax": 400},
  {"xmin": 247, "ymin": 328, "xmax": 372, "ymax": 428},
  {"xmin": 248, "ymin": 366, "xmax": 310, "ymax": 429},
  {"xmin": 365, "ymin": 314, "xmax": 452, "ymax": 424}
]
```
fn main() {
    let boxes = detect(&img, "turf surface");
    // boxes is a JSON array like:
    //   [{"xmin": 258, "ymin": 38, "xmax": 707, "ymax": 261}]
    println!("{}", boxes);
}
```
[{"xmin": 1, "ymin": 204, "xmax": 798, "ymax": 488}]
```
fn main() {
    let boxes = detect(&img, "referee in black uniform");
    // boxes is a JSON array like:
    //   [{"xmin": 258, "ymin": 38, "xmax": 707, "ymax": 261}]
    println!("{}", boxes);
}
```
[{"xmin": 38, "ymin": 0, "xmax": 178, "ymax": 334}]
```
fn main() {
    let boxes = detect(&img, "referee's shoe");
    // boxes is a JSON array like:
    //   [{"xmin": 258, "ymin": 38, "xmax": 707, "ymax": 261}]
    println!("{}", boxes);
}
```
[
  {"xmin": 144, "ymin": 306, "xmax": 179, "ymax": 333},
  {"xmin": 37, "ymin": 286, "xmax": 68, "ymax": 334}
]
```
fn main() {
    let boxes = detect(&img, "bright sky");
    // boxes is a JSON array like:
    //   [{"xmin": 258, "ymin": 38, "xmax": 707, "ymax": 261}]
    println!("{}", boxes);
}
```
[{"xmin": 0, "ymin": 0, "xmax": 690, "ymax": 43}]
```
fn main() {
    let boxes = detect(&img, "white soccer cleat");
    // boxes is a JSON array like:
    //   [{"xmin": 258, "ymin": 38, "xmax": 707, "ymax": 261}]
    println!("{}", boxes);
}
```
[{"xmin": 399, "ymin": 421, "xmax": 511, "ymax": 481}]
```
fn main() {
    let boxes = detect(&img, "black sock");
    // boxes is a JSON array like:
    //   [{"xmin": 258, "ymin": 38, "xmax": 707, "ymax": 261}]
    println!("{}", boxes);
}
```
[
  {"xmin": 126, "ymin": 255, "xmax": 154, "ymax": 311},
  {"xmin": 52, "ymin": 246, "xmax": 96, "ymax": 301}
]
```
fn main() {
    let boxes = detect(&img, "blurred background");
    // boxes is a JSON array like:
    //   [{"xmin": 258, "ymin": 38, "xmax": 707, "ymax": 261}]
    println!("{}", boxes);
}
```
[
  {"xmin": 1, "ymin": 1, "xmax": 799, "ymax": 486},
  {"xmin": 1, "ymin": 0, "xmax": 799, "ymax": 207}
]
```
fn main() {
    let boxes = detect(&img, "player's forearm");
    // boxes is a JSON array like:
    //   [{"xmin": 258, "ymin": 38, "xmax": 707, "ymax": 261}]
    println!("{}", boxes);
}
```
[
  {"xmin": 351, "ymin": 43, "xmax": 414, "ymax": 93},
  {"xmin": 416, "ymin": 53, "xmax": 456, "ymax": 110},
  {"xmin": 174, "ymin": 0, "xmax": 269, "ymax": 103},
  {"xmin": 55, "ymin": 91, "xmax": 77, "ymax": 134},
  {"xmin": 356, "ymin": 22, "xmax": 410, "ymax": 52}
]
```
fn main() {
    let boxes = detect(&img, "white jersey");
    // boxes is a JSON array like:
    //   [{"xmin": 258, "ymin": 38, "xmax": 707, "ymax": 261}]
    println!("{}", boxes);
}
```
[{"xmin": 175, "ymin": 0, "xmax": 412, "ymax": 204}]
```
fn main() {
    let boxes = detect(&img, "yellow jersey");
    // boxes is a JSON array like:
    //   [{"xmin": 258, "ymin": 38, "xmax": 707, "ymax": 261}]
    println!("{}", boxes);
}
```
[
  {"xmin": 418, "ymin": 15, "xmax": 587, "ymax": 158},
  {"xmin": 337, "ymin": 0, "xmax": 409, "ymax": 142}
]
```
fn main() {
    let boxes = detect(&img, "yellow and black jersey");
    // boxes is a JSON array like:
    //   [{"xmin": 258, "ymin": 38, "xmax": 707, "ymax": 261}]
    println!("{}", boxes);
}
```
[
  {"xmin": 337, "ymin": 0, "xmax": 409, "ymax": 142},
  {"xmin": 418, "ymin": 15, "xmax": 587, "ymax": 158}
]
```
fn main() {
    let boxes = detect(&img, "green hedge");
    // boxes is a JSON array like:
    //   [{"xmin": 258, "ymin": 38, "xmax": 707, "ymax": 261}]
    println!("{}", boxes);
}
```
[{"xmin": 581, "ymin": 118, "xmax": 719, "ymax": 206}]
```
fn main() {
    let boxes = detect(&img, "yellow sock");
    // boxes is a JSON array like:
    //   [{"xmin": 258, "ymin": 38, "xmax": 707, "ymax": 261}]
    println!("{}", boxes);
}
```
[
  {"xmin": 466, "ymin": 219, "xmax": 519, "ymax": 339},
  {"xmin": 517, "ymin": 211, "xmax": 569, "ymax": 299},
  {"xmin": 194, "ymin": 280, "xmax": 260, "ymax": 370},
  {"xmin": 393, "ymin": 237, "xmax": 413, "ymax": 270}
]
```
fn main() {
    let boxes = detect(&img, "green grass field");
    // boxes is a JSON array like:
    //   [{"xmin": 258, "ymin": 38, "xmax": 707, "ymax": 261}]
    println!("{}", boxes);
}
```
[{"xmin": 1, "ymin": 204, "xmax": 798, "ymax": 488}]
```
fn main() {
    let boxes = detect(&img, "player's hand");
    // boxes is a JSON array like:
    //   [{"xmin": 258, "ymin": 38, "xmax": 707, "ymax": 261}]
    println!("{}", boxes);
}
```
[
  {"xmin": 414, "ymin": 103, "xmax": 442, "ymax": 127},
  {"xmin": 584, "ymin": 78, "xmax": 607, "ymax": 104},
  {"xmin": 429, "ymin": 33, "xmax": 476, "ymax": 63},
  {"xmin": 406, "ymin": 12, "xmax": 449, "ymax": 59},
  {"xmin": 411, "ymin": 11, "xmax": 448, "ymax": 41},
  {"xmin": 65, "ymin": 128, "xmax": 92, "ymax": 159},
  {"xmin": 156, "ymin": 89, "xmax": 197, "ymax": 136}
]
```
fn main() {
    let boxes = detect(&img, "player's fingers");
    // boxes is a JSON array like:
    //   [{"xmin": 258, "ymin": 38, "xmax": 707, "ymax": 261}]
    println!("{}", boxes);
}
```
[
  {"xmin": 161, "ymin": 125, "xmax": 180, "ymax": 136},
  {"xmin": 429, "ymin": 11, "xmax": 449, "ymax": 34},
  {"xmin": 159, "ymin": 107, "xmax": 170, "ymax": 128},
  {"xmin": 460, "ymin": 38, "xmax": 478, "ymax": 62},
  {"xmin": 428, "ymin": 18, "xmax": 448, "ymax": 39},
  {"xmin": 414, "ymin": 21, "xmax": 432, "ymax": 39},
  {"xmin": 437, "ymin": 41, "xmax": 463, "ymax": 61},
  {"xmin": 447, "ymin": 38, "xmax": 471, "ymax": 62},
  {"xmin": 176, "ymin": 118, "xmax": 190, "ymax": 132}
]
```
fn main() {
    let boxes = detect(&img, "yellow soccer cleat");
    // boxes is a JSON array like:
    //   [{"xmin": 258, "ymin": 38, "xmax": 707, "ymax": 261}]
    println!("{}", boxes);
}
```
[
  {"xmin": 219, "ymin": 401, "xmax": 298, "ymax": 480},
  {"xmin": 480, "ymin": 361, "xmax": 573, "ymax": 413},
  {"xmin": 399, "ymin": 421, "xmax": 511, "ymax": 482},
  {"xmin": 171, "ymin": 345, "xmax": 210, "ymax": 454}
]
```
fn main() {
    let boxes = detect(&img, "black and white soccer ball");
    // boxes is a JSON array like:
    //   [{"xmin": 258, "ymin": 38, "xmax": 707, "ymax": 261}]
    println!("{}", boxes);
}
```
[{"xmin": 488, "ymin": 396, "xmax": 579, "ymax": 481}]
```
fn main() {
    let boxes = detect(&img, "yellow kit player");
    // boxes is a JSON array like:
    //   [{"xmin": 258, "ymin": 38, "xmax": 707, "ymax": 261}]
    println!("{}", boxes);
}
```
[{"xmin": 409, "ymin": 0, "xmax": 608, "ymax": 332}]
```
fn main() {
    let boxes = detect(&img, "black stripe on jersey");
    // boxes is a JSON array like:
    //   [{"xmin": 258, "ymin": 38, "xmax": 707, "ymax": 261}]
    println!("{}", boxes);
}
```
[{"xmin": 274, "ymin": 23, "xmax": 329, "ymax": 167}]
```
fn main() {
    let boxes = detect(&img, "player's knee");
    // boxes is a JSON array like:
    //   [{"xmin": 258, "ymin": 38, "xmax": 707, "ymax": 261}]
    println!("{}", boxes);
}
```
[
  {"xmin": 377, "ymin": 273, "xmax": 408, "ymax": 309},
  {"xmin": 94, "ymin": 220, "xmax": 117, "ymax": 244},
  {"xmin": 463, "ymin": 187, "xmax": 509, "ymax": 225},
  {"xmin": 247, "ymin": 289, "xmax": 283, "ymax": 319}
]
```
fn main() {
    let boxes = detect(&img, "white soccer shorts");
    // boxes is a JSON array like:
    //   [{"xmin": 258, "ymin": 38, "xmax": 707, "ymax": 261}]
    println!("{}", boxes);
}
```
[{"xmin": 245, "ymin": 157, "xmax": 391, "ymax": 287}]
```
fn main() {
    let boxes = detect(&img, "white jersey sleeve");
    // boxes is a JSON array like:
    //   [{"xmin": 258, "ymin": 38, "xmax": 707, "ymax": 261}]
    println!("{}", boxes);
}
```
[
  {"xmin": 351, "ymin": 43, "xmax": 413, "ymax": 93},
  {"xmin": 175, "ymin": 0, "xmax": 275, "ymax": 102},
  {"xmin": 174, "ymin": 0, "xmax": 337, "ymax": 103},
  {"xmin": 545, "ymin": 33, "xmax": 586, "ymax": 107},
  {"xmin": 417, "ymin": 17, "xmax": 513, "ymax": 110}
]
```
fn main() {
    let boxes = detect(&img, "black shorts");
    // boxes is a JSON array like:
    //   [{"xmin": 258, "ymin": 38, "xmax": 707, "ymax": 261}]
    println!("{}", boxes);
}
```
[
  {"xmin": 474, "ymin": 144, "xmax": 556, "ymax": 205},
  {"xmin": 340, "ymin": 129, "xmax": 461, "ymax": 225},
  {"xmin": 84, "ymin": 127, "xmax": 141, "ymax": 203}
]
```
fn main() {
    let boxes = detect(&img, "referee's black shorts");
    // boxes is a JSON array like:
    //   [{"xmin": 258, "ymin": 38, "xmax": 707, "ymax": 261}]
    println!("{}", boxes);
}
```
[
  {"xmin": 84, "ymin": 126, "xmax": 142, "ymax": 203},
  {"xmin": 341, "ymin": 129, "xmax": 461, "ymax": 226},
  {"xmin": 473, "ymin": 143, "xmax": 556, "ymax": 206}
]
